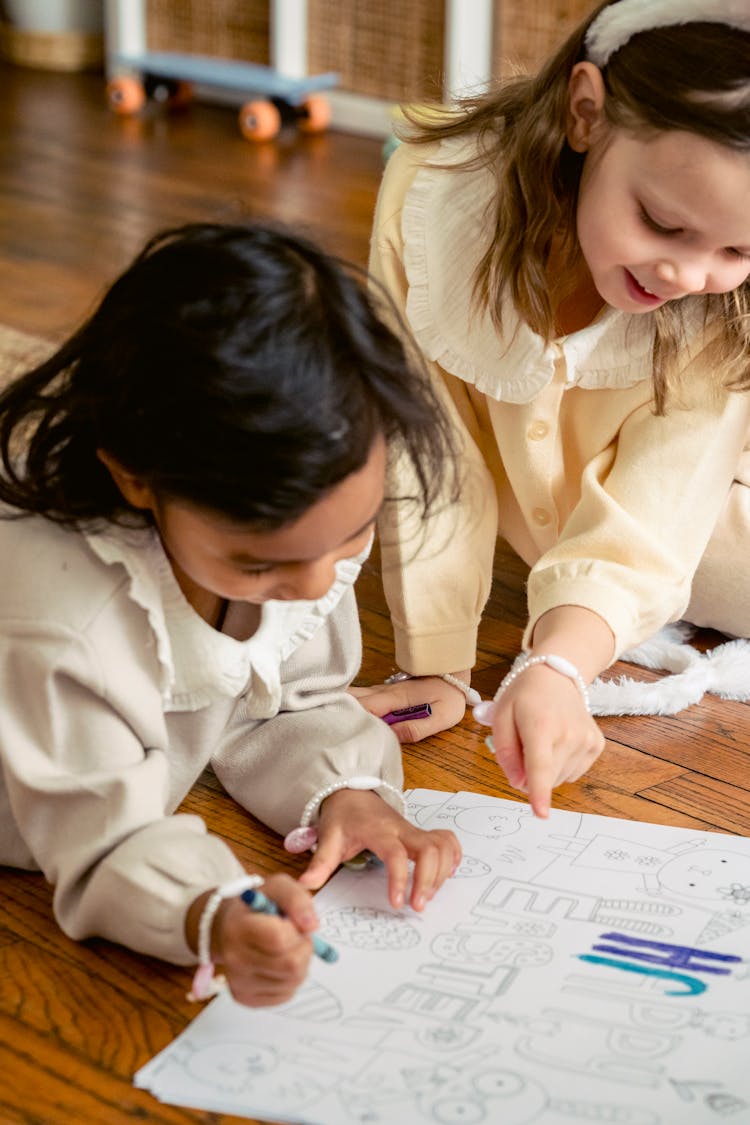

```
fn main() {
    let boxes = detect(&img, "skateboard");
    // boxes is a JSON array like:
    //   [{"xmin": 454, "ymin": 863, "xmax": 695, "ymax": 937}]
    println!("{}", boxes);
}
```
[{"xmin": 106, "ymin": 50, "xmax": 338, "ymax": 140}]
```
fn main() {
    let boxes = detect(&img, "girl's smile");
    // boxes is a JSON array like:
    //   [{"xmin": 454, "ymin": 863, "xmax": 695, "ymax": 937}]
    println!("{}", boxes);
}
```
[
  {"xmin": 623, "ymin": 269, "xmax": 663, "ymax": 307},
  {"xmin": 575, "ymin": 128, "xmax": 750, "ymax": 315}
]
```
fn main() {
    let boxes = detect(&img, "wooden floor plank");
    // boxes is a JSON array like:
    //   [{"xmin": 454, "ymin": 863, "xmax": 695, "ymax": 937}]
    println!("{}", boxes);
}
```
[
  {"xmin": 599, "ymin": 701, "xmax": 750, "ymax": 788},
  {"xmin": 546, "ymin": 784, "xmax": 718, "ymax": 829},
  {"xmin": 0, "ymin": 1013, "xmax": 241, "ymax": 1125},
  {"xmin": 641, "ymin": 773, "xmax": 750, "ymax": 836}
]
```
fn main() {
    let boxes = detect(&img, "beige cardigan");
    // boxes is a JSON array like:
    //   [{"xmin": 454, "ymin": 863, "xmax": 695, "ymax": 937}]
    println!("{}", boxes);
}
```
[
  {"xmin": 0, "ymin": 514, "xmax": 402, "ymax": 964},
  {"xmin": 370, "ymin": 139, "xmax": 750, "ymax": 673}
]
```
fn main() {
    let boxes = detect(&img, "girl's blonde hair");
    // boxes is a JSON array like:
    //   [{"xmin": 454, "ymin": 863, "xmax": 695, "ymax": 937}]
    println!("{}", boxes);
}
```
[{"xmin": 400, "ymin": 0, "xmax": 750, "ymax": 412}]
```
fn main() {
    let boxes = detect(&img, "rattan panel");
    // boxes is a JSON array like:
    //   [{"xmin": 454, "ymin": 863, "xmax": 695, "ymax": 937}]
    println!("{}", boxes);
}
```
[
  {"xmin": 140, "ymin": 2, "xmax": 598, "ymax": 102},
  {"xmin": 493, "ymin": 0, "xmax": 596, "ymax": 76},
  {"xmin": 145, "ymin": 0, "xmax": 271, "ymax": 64},
  {"xmin": 307, "ymin": 0, "xmax": 444, "ymax": 100}
]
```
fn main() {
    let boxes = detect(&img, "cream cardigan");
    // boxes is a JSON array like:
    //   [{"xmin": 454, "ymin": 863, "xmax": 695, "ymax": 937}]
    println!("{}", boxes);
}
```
[
  {"xmin": 371, "ymin": 139, "xmax": 750, "ymax": 673},
  {"xmin": 0, "ymin": 514, "xmax": 402, "ymax": 964}
]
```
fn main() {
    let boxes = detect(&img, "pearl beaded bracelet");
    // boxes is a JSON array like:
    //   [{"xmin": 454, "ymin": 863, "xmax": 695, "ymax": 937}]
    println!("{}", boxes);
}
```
[
  {"xmin": 493, "ymin": 653, "xmax": 591, "ymax": 712},
  {"xmin": 384, "ymin": 669, "xmax": 482, "ymax": 707},
  {"xmin": 188, "ymin": 873, "xmax": 264, "ymax": 1001},
  {"xmin": 283, "ymin": 775, "xmax": 407, "ymax": 854}
]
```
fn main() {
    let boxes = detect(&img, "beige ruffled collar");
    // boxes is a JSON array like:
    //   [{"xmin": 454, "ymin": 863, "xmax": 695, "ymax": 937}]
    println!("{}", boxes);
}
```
[
  {"xmin": 401, "ymin": 137, "xmax": 704, "ymax": 403},
  {"xmin": 85, "ymin": 524, "xmax": 366, "ymax": 714}
]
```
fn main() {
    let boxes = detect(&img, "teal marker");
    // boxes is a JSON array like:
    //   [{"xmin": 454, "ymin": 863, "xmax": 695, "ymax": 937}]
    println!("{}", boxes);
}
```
[{"xmin": 241, "ymin": 887, "xmax": 339, "ymax": 963}]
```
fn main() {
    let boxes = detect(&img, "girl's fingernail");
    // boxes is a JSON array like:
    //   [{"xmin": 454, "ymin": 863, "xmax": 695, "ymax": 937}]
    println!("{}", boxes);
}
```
[
  {"xmin": 393, "ymin": 890, "xmax": 404, "ymax": 908},
  {"xmin": 414, "ymin": 895, "xmax": 425, "ymax": 911},
  {"xmin": 473, "ymin": 700, "xmax": 495, "ymax": 725},
  {"xmin": 485, "ymin": 735, "xmax": 496, "ymax": 756}
]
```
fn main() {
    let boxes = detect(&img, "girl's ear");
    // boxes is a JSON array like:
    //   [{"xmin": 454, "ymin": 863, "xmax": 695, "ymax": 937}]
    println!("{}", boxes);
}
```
[
  {"xmin": 566, "ymin": 62, "xmax": 607, "ymax": 152},
  {"xmin": 96, "ymin": 449, "xmax": 157, "ymax": 512}
]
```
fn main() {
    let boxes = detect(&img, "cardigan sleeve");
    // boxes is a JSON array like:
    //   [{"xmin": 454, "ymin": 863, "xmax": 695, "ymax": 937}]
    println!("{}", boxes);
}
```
[
  {"xmin": 369, "ymin": 146, "xmax": 499, "ymax": 674},
  {"xmin": 211, "ymin": 585, "xmax": 405, "ymax": 836},
  {"xmin": 524, "ymin": 351, "xmax": 750, "ymax": 655},
  {"xmin": 0, "ymin": 624, "xmax": 243, "ymax": 965}
]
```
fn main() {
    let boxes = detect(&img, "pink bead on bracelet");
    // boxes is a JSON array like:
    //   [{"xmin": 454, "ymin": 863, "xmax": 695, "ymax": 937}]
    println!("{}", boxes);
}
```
[
  {"xmin": 283, "ymin": 775, "xmax": 406, "ymax": 854},
  {"xmin": 187, "ymin": 873, "xmax": 264, "ymax": 1002}
]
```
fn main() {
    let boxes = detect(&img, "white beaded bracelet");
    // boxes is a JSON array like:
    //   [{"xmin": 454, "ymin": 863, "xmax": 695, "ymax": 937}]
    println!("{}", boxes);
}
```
[
  {"xmin": 493, "ymin": 653, "xmax": 591, "ymax": 712},
  {"xmin": 187, "ymin": 873, "xmax": 264, "ymax": 1002},
  {"xmin": 385, "ymin": 669, "xmax": 482, "ymax": 707},
  {"xmin": 284, "ymin": 775, "xmax": 407, "ymax": 854},
  {"xmin": 440, "ymin": 673, "xmax": 483, "ymax": 707}
]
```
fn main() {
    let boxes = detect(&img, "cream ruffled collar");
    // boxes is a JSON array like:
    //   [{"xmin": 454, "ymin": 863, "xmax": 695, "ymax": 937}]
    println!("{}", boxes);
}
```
[
  {"xmin": 401, "ymin": 137, "xmax": 704, "ymax": 403},
  {"xmin": 85, "ymin": 523, "xmax": 365, "ymax": 714}
]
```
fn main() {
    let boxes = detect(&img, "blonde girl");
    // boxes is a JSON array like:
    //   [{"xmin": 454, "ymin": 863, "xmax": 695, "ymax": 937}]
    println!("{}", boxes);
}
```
[{"xmin": 361, "ymin": 0, "xmax": 750, "ymax": 817}]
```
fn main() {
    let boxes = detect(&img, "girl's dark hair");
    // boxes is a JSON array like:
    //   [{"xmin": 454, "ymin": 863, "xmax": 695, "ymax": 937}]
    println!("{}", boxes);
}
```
[
  {"xmin": 0, "ymin": 222, "xmax": 456, "ymax": 527},
  {"xmin": 400, "ymin": 1, "xmax": 750, "ymax": 411}
]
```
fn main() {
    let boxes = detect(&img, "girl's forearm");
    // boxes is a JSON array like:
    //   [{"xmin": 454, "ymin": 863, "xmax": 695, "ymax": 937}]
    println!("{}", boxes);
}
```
[{"xmin": 528, "ymin": 605, "xmax": 615, "ymax": 683}]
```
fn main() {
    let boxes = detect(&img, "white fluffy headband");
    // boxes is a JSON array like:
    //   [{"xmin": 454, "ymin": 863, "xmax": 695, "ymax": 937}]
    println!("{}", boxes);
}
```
[{"xmin": 585, "ymin": 0, "xmax": 750, "ymax": 66}]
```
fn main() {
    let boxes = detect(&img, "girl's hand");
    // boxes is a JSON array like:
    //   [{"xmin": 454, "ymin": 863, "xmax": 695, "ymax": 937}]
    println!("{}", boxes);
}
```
[
  {"xmin": 209, "ymin": 873, "xmax": 319, "ymax": 1007},
  {"xmin": 489, "ymin": 665, "xmax": 605, "ymax": 818},
  {"xmin": 350, "ymin": 670, "xmax": 471, "ymax": 742},
  {"xmin": 298, "ymin": 788, "xmax": 462, "ymax": 911}
]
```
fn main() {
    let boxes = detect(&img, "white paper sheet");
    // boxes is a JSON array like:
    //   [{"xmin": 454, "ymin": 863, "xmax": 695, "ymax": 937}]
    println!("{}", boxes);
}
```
[{"xmin": 135, "ymin": 790, "xmax": 750, "ymax": 1122}]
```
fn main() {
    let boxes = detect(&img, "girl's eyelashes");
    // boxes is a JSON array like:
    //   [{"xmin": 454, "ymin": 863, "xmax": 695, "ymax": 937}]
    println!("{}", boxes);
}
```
[
  {"xmin": 237, "ymin": 563, "xmax": 277, "ymax": 576},
  {"xmin": 638, "ymin": 205, "xmax": 749, "ymax": 261},
  {"xmin": 639, "ymin": 205, "xmax": 681, "ymax": 236},
  {"xmin": 231, "ymin": 520, "xmax": 378, "ymax": 578}
]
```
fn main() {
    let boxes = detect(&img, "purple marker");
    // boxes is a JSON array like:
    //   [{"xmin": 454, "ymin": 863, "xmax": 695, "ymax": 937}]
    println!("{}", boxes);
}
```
[{"xmin": 382, "ymin": 702, "xmax": 432, "ymax": 725}]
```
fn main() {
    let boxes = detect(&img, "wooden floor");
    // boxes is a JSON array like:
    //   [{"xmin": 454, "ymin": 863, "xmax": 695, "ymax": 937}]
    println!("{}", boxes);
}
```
[{"xmin": 1, "ymin": 61, "xmax": 749, "ymax": 1125}]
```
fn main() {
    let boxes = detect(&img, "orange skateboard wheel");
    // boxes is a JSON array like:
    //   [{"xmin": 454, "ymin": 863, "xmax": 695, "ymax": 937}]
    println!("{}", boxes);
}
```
[
  {"xmin": 297, "ymin": 93, "xmax": 331, "ymax": 134},
  {"xmin": 239, "ymin": 99, "xmax": 281, "ymax": 141},
  {"xmin": 106, "ymin": 75, "xmax": 146, "ymax": 116},
  {"xmin": 166, "ymin": 79, "xmax": 193, "ymax": 109}
]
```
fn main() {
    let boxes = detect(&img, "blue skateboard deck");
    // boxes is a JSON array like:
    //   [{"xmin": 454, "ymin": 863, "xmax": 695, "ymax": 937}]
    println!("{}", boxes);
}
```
[{"xmin": 112, "ymin": 51, "xmax": 338, "ymax": 106}]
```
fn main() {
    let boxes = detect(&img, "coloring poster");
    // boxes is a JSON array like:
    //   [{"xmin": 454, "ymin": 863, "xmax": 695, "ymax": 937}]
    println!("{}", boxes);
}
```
[{"xmin": 135, "ymin": 789, "xmax": 750, "ymax": 1122}]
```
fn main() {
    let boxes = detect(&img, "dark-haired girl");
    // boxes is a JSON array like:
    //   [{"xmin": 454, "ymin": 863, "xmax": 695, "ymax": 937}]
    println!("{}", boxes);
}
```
[{"xmin": 0, "ymin": 222, "xmax": 460, "ymax": 1007}]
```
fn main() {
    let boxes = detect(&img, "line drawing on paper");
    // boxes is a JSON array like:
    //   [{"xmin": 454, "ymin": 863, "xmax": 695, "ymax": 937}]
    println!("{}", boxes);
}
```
[{"xmin": 136, "ymin": 790, "xmax": 750, "ymax": 1124}]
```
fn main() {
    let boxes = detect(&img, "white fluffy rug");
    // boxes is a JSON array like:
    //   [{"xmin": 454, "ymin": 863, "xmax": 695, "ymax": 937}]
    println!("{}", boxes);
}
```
[{"xmin": 588, "ymin": 622, "xmax": 750, "ymax": 716}]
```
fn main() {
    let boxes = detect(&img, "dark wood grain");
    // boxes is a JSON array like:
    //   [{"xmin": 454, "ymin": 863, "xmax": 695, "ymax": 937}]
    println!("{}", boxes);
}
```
[{"xmin": 1, "ymin": 59, "xmax": 750, "ymax": 1125}]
